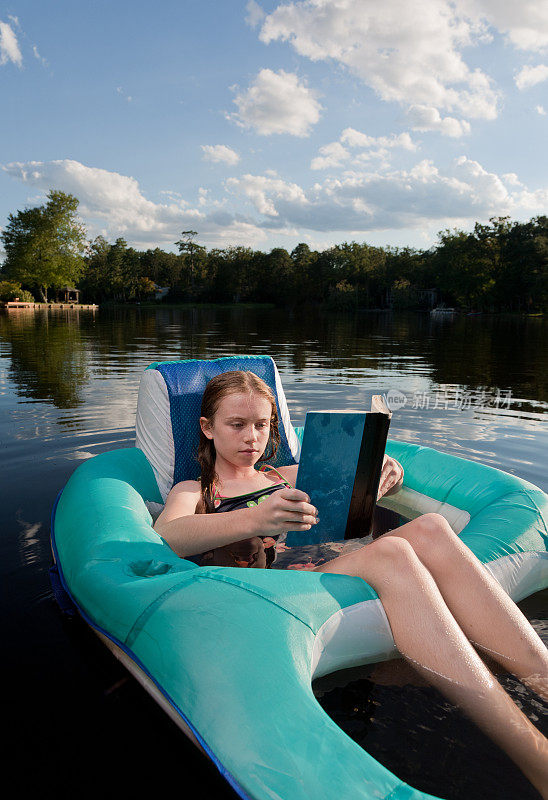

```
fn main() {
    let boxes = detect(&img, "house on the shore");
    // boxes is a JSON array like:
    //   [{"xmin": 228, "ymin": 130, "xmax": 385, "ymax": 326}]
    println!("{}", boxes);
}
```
[
  {"xmin": 56, "ymin": 287, "xmax": 81, "ymax": 303},
  {"xmin": 154, "ymin": 284, "xmax": 170, "ymax": 301}
]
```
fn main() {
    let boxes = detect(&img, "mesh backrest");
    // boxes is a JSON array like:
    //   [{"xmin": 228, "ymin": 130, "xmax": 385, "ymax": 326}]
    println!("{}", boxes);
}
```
[{"xmin": 136, "ymin": 355, "xmax": 300, "ymax": 500}]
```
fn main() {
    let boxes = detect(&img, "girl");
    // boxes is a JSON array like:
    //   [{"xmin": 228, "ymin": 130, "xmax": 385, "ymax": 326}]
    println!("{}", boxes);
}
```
[{"xmin": 155, "ymin": 370, "xmax": 548, "ymax": 797}]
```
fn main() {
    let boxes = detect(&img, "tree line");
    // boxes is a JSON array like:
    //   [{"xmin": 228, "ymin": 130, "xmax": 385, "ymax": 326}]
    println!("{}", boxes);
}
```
[{"xmin": 1, "ymin": 191, "xmax": 546, "ymax": 312}]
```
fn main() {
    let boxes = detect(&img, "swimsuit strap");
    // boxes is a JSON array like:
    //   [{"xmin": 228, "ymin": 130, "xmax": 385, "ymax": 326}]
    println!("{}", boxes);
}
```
[
  {"xmin": 258, "ymin": 463, "xmax": 291, "ymax": 485},
  {"xmin": 211, "ymin": 464, "xmax": 291, "ymax": 500}
]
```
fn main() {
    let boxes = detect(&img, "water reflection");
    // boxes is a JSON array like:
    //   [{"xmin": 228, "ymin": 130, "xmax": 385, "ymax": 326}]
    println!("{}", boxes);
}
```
[
  {"xmin": 0, "ymin": 306, "xmax": 546, "ymax": 416},
  {"xmin": 15, "ymin": 513, "xmax": 43, "ymax": 568},
  {"xmin": 0, "ymin": 309, "xmax": 90, "ymax": 408}
]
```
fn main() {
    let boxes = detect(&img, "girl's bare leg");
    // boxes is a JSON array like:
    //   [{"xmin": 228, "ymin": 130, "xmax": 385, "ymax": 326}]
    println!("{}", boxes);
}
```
[
  {"xmin": 315, "ymin": 538, "xmax": 548, "ymax": 797},
  {"xmin": 382, "ymin": 513, "xmax": 548, "ymax": 700}
]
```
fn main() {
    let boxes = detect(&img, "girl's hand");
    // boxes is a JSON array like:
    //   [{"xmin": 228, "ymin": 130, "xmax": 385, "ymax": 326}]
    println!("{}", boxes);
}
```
[
  {"xmin": 377, "ymin": 455, "xmax": 404, "ymax": 500},
  {"xmin": 251, "ymin": 487, "xmax": 319, "ymax": 536}
]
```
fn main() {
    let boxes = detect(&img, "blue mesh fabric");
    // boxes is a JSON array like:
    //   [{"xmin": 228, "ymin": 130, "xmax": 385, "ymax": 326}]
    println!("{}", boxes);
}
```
[{"xmin": 149, "ymin": 356, "xmax": 297, "ymax": 487}]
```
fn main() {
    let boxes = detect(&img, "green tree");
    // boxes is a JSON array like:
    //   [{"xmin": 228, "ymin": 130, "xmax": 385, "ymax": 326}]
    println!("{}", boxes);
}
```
[
  {"xmin": 0, "ymin": 279, "xmax": 24, "ymax": 301},
  {"xmin": 500, "ymin": 217, "xmax": 548, "ymax": 312},
  {"xmin": 80, "ymin": 236, "xmax": 111, "ymax": 301},
  {"xmin": 175, "ymin": 230, "xmax": 207, "ymax": 296},
  {"xmin": 260, "ymin": 248, "xmax": 293, "ymax": 304},
  {"xmin": 135, "ymin": 276, "xmax": 157, "ymax": 300},
  {"xmin": 1, "ymin": 190, "xmax": 87, "ymax": 302},
  {"xmin": 208, "ymin": 246, "xmax": 257, "ymax": 302},
  {"xmin": 327, "ymin": 279, "xmax": 359, "ymax": 310},
  {"xmin": 139, "ymin": 247, "xmax": 182, "ymax": 288},
  {"xmin": 107, "ymin": 237, "xmax": 129, "ymax": 300},
  {"xmin": 290, "ymin": 243, "xmax": 319, "ymax": 303},
  {"xmin": 391, "ymin": 278, "xmax": 420, "ymax": 309},
  {"xmin": 119, "ymin": 246, "xmax": 142, "ymax": 301},
  {"xmin": 434, "ymin": 228, "xmax": 493, "ymax": 308}
]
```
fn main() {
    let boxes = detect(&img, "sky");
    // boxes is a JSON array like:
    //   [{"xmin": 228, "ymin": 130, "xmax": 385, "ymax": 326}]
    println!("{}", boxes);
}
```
[{"xmin": 1, "ymin": 0, "xmax": 547, "ymax": 256}]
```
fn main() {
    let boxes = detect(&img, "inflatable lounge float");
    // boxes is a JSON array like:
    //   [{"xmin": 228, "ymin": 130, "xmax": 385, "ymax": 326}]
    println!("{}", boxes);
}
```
[{"xmin": 51, "ymin": 355, "xmax": 548, "ymax": 800}]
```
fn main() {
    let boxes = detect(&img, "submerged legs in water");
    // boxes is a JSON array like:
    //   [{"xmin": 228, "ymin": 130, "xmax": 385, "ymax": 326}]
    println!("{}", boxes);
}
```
[
  {"xmin": 383, "ymin": 513, "xmax": 548, "ymax": 701},
  {"xmin": 315, "ymin": 520, "xmax": 548, "ymax": 797}
]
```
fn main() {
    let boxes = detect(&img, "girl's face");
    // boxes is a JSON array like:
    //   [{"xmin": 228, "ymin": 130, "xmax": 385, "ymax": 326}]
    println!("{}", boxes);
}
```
[{"xmin": 200, "ymin": 391, "xmax": 272, "ymax": 467}]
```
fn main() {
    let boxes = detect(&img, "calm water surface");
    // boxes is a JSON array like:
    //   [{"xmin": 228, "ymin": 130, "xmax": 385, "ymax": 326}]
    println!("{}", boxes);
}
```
[{"xmin": 1, "ymin": 306, "xmax": 546, "ymax": 799}]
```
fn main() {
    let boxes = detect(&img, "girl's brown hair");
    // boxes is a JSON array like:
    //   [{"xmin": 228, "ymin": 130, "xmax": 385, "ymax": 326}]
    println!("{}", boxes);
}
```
[{"xmin": 197, "ymin": 371, "xmax": 281, "ymax": 513}]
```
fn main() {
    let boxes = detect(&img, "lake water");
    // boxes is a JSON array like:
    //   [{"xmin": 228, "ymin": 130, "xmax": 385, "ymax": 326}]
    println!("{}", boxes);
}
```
[{"xmin": 1, "ymin": 305, "xmax": 546, "ymax": 799}]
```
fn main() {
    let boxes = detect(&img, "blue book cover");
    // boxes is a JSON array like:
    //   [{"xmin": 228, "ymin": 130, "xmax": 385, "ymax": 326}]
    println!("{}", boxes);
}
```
[{"xmin": 284, "ymin": 400, "xmax": 390, "ymax": 548}]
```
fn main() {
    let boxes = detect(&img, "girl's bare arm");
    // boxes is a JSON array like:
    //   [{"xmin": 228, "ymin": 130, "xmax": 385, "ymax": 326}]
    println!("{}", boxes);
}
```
[{"xmin": 154, "ymin": 482, "xmax": 317, "ymax": 558}]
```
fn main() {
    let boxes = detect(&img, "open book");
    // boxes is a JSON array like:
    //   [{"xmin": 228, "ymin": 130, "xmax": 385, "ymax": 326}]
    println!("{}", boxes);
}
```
[{"xmin": 283, "ymin": 396, "xmax": 392, "ymax": 548}]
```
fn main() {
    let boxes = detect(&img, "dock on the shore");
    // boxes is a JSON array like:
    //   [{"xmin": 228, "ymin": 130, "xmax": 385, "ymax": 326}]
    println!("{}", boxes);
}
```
[{"xmin": 1, "ymin": 301, "xmax": 98, "ymax": 310}]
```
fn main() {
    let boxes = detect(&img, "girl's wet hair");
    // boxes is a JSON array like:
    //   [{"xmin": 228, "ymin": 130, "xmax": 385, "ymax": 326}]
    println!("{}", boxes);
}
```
[{"xmin": 197, "ymin": 371, "xmax": 281, "ymax": 513}]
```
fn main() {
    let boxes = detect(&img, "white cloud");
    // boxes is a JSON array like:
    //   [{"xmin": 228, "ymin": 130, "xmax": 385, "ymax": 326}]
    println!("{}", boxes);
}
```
[
  {"xmin": 0, "ymin": 20, "xmax": 22, "ymax": 67},
  {"xmin": 311, "ymin": 142, "xmax": 350, "ymax": 170},
  {"xmin": 230, "ymin": 68, "xmax": 322, "ymax": 136},
  {"xmin": 406, "ymin": 105, "xmax": 471, "ymax": 137},
  {"xmin": 159, "ymin": 189, "xmax": 186, "ymax": 203},
  {"xmin": 515, "ymin": 64, "xmax": 548, "ymax": 90},
  {"xmin": 466, "ymin": 0, "xmax": 548, "ymax": 52},
  {"xmin": 311, "ymin": 128, "xmax": 417, "ymax": 170},
  {"xmin": 226, "ymin": 156, "xmax": 548, "ymax": 234},
  {"xmin": 2, "ymin": 159, "xmax": 268, "ymax": 248},
  {"xmin": 452, "ymin": 156, "xmax": 509, "ymax": 205},
  {"xmin": 32, "ymin": 45, "xmax": 48, "ymax": 67},
  {"xmin": 259, "ymin": 1, "xmax": 499, "ymax": 124},
  {"xmin": 245, "ymin": 0, "xmax": 266, "ymax": 28},
  {"xmin": 201, "ymin": 144, "xmax": 240, "ymax": 166},
  {"xmin": 341, "ymin": 128, "xmax": 417, "ymax": 151},
  {"xmin": 536, "ymin": 104, "xmax": 547, "ymax": 115},
  {"xmin": 5, "ymin": 156, "xmax": 547, "ymax": 252},
  {"xmin": 502, "ymin": 173, "xmax": 522, "ymax": 187},
  {"xmin": 225, "ymin": 173, "xmax": 308, "ymax": 216},
  {"xmin": 339, "ymin": 129, "xmax": 377, "ymax": 149},
  {"xmin": 116, "ymin": 86, "xmax": 133, "ymax": 102}
]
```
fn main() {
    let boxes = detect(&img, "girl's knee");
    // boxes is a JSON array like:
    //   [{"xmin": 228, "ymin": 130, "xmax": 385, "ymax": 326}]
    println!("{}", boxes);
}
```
[
  {"xmin": 414, "ymin": 512, "xmax": 454, "ymax": 542},
  {"xmin": 373, "ymin": 535, "xmax": 417, "ymax": 563},
  {"xmin": 413, "ymin": 513, "xmax": 463, "ymax": 561},
  {"xmin": 368, "ymin": 536, "xmax": 424, "ymax": 579},
  {"xmin": 363, "ymin": 536, "xmax": 431, "ymax": 595},
  {"xmin": 418, "ymin": 512, "xmax": 452, "ymax": 532}
]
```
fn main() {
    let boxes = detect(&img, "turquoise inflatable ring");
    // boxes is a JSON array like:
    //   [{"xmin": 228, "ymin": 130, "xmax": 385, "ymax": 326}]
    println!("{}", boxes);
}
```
[{"xmin": 51, "ymin": 356, "xmax": 548, "ymax": 800}]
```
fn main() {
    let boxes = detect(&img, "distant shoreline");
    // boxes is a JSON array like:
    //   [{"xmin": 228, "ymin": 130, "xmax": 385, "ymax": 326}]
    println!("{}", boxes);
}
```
[
  {"xmin": 109, "ymin": 301, "xmax": 278, "ymax": 310},
  {"xmin": 1, "ymin": 300, "xmax": 543, "ymax": 318},
  {"xmin": 108, "ymin": 302, "xmax": 543, "ymax": 317},
  {"xmin": 1, "ymin": 301, "xmax": 98, "ymax": 310}
]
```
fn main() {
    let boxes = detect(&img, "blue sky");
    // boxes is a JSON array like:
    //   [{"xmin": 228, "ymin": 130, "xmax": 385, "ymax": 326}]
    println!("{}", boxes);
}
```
[{"xmin": 1, "ymin": 0, "xmax": 547, "ymax": 255}]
